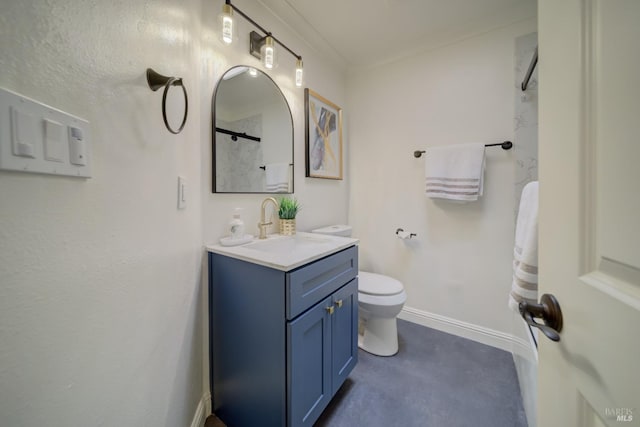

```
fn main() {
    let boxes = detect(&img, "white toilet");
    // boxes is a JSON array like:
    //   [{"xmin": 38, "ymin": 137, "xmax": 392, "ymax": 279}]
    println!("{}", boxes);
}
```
[{"xmin": 312, "ymin": 225, "xmax": 407, "ymax": 356}]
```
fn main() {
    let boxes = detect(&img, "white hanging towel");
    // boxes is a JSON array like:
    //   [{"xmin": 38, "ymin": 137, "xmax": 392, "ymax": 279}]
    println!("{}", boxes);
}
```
[
  {"xmin": 424, "ymin": 143, "xmax": 485, "ymax": 201},
  {"xmin": 265, "ymin": 163, "xmax": 290, "ymax": 193},
  {"xmin": 508, "ymin": 181, "xmax": 539, "ymax": 311}
]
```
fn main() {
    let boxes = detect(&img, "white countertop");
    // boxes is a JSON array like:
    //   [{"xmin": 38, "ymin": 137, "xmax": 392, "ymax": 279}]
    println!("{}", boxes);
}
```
[{"xmin": 205, "ymin": 232, "xmax": 359, "ymax": 271}]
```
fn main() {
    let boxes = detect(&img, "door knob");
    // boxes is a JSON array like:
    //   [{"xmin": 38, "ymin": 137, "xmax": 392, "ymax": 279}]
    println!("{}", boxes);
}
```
[
  {"xmin": 335, "ymin": 299, "xmax": 343, "ymax": 308},
  {"xmin": 325, "ymin": 306, "xmax": 334, "ymax": 315},
  {"xmin": 518, "ymin": 293, "xmax": 563, "ymax": 342}
]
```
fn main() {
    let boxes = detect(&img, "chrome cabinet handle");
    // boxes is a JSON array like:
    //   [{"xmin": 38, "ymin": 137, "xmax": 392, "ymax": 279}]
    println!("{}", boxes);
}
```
[{"xmin": 519, "ymin": 294, "xmax": 563, "ymax": 342}]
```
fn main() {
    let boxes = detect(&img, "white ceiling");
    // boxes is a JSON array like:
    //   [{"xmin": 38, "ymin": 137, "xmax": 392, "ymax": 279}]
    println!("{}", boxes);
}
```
[{"xmin": 259, "ymin": 0, "xmax": 537, "ymax": 70}]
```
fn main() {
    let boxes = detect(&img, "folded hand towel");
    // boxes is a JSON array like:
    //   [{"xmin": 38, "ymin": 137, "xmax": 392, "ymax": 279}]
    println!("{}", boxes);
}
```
[
  {"xmin": 265, "ymin": 184, "xmax": 289, "ymax": 193},
  {"xmin": 265, "ymin": 163, "xmax": 290, "ymax": 193},
  {"xmin": 508, "ymin": 181, "xmax": 539, "ymax": 310},
  {"xmin": 425, "ymin": 143, "xmax": 485, "ymax": 201}
]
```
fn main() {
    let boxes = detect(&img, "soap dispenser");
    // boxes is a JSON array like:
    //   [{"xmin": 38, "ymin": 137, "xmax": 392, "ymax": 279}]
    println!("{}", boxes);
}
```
[{"xmin": 229, "ymin": 208, "xmax": 245, "ymax": 240}]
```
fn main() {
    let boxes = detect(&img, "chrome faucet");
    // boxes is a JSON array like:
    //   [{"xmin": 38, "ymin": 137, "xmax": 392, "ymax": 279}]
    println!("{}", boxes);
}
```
[{"xmin": 258, "ymin": 197, "xmax": 279, "ymax": 239}]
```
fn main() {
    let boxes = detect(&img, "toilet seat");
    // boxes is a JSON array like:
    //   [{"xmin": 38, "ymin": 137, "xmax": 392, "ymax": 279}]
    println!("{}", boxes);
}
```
[
  {"xmin": 358, "ymin": 271, "xmax": 404, "ymax": 296},
  {"xmin": 311, "ymin": 225, "xmax": 406, "ymax": 356},
  {"xmin": 358, "ymin": 289, "xmax": 407, "ymax": 307}
]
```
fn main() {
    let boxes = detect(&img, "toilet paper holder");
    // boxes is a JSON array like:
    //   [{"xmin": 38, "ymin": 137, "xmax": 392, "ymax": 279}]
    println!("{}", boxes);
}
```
[{"xmin": 396, "ymin": 228, "xmax": 417, "ymax": 239}]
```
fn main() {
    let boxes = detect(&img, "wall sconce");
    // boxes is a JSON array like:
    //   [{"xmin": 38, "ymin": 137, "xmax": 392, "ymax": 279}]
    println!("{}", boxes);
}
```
[
  {"xmin": 221, "ymin": 0, "xmax": 303, "ymax": 87},
  {"xmin": 218, "ymin": 3, "xmax": 234, "ymax": 44},
  {"xmin": 250, "ymin": 32, "xmax": 277, "ymax": 69},
  {"xmin": 295, "ymin": 59, "xmax": 304, "ymax": 87}
]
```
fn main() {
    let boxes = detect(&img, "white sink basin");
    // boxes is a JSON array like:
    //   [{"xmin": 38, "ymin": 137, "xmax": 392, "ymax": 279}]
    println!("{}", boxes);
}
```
[
  {"xmin": 244, "ymin": 234, "xmax": 333, "ymax": 253},
  {"xmin": 205, "ymin": 232, "xmax": 359, "ymax": 271}
]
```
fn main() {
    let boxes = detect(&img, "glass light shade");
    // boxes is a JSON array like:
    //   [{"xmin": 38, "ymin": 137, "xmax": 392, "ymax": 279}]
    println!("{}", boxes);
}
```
[
  {"xmin": 260, "ymin": 36, "xmax": 277, "ymax": 69},
  {"xmin": 219, "ymin": 4, "xmax": 234, "ymax": 44},
  {"xmin": 295, "ymin": 59, "xmax": 303, "ymax": 87}
]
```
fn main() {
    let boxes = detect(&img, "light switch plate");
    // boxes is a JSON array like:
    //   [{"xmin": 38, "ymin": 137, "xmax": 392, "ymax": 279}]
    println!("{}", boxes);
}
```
[
  {"xmin": 68, "ymin": 126, "xmax": 87, "ymax": 166},
  {"xmin": 0, "ymin": 87, "xmax": 91, "ymax": 178},
  {"xmin": 177, "ymin": 176, "xmax": 186, "ymax": 209},
  {"xmin": 44, "ymin": 119, "xmax": 64, "ymax": 162},
  {"xmin": 10, "ymin": 107, "xmax": 38, "ymax": 158}
]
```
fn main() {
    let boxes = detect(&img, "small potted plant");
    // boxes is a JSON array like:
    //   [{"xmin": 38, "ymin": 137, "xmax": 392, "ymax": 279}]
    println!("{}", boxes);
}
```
[{"xmin": 278, "ymin": 196, "xmax": 301, "ymax": 236}]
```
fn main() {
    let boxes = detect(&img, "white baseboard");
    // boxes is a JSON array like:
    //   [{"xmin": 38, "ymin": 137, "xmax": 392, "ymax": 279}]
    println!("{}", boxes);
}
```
[
  {"xmin": 204, "ymin": 391, "xmax": 212, "ymax": 418},
  {"xmin": 398, "ymin": 306, "xmax": 531, "ymax": 355},
  {"xmin": 190, "ymin": 393, "xmax": 211, "ymax": 427}
]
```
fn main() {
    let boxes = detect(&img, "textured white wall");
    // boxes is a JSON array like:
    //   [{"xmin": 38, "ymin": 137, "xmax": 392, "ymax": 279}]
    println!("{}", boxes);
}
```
[
  {"xmin": 0, "ymin": 0, "xmax": 348, "ymax": 424},
  {"xmin": 0, "ymin": 1, "xmax": 204, "ymax": 426},
  {"xmin": 347, "ymin": 19, "xmax": 536, "ymax": 335}
]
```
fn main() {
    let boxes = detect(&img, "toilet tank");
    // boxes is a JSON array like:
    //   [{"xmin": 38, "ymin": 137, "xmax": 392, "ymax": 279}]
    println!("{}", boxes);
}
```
[{"xmin": 311, "ymin": 225, "xmax": 352, "ymax": 237}]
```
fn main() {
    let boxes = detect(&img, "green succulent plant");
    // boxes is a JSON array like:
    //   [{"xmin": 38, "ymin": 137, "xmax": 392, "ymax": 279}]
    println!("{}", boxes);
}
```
[{"xmin": 278, "ymin": 196, "xmax": 301, "ymax": 220}]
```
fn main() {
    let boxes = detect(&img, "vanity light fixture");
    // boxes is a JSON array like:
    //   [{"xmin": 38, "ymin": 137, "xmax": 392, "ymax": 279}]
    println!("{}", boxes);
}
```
[
  {"xmin": 221, "ymin": 0, "xmax": 303, "ymax": 87},
  {"xmin": 295, "ymin": 59, "xmax": 304, "ymax": 87},
  {"xmin": 219, "ymin": 3, "xmax": 234, "ymax": 44},
  {"xmin": 260, "ymin": 35, "xmax": 276, "ymax": 69}
]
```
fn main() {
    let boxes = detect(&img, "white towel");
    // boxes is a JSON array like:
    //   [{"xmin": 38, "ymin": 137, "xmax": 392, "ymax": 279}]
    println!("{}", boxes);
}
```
[
  {"xmin": 424, "ymin": 143, "xmax": 486, "ymax": 201},
  {"xmin": 265, "ymin": 163, "xmax": 290, "ymax": 193},
  {"xmin": 508, "ymin": 181, "xmax": 539, "ymax": 310},
  {"xmin": 265, "ymin": 184, "xmax": 289, "ymax": 193}
]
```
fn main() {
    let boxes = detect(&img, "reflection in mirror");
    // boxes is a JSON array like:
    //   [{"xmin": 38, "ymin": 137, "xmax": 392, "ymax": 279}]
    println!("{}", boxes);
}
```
[{"xmin": 213, "ymin": 66, "xmax": 293, "ymax": 193}]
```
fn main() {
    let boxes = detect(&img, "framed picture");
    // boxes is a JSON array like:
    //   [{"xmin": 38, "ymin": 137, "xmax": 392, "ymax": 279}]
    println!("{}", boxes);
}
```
[{"xmin": 305, "ymin": 89, "xmax": 343, "ymax": 180}]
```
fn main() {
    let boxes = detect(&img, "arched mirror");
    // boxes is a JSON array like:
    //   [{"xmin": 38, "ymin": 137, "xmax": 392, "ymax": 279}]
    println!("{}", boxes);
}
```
[{"xmin": 212, "ymin": 66, "xmax": 293, "ymax": 193}]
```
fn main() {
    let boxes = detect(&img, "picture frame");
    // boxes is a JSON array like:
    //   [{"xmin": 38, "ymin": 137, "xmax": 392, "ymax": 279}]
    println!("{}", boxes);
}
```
[{"xmin": 305, "ymin": 89, "xmax": 343, "ymax": 180}]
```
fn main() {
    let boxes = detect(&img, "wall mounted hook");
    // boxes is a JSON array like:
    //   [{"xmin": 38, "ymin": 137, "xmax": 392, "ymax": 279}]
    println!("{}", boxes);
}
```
[{"xmin": 147, "ymin": 69, "xmax": 177, "ymax": 91}]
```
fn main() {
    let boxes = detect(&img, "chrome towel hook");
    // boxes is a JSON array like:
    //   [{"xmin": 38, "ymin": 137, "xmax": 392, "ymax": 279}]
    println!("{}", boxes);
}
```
[{"xmin": 146, "ymin": 68, "xmax": 188, "ymax": 135}]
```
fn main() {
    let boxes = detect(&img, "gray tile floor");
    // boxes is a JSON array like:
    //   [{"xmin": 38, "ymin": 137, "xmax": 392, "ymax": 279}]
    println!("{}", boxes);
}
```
[{"xmin": 315, "ymin": 320, "xmax": 527, "ymax": 427}]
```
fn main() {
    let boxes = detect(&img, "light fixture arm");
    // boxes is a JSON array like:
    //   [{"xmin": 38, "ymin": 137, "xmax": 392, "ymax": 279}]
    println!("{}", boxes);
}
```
[{"xmin": 225, "ymin": 0, "xmax": 302, "ymax": 61}]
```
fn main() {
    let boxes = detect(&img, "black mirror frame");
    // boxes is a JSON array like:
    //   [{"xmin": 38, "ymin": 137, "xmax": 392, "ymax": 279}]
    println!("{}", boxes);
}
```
[{"xmin": 211, "ymin": 66, "xmax": 294, "ymax": 194}]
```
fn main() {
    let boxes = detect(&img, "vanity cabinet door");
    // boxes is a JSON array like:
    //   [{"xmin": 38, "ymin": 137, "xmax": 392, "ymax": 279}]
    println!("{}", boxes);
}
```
[
  {"xmin": 287, "ymin": 296, "xmax": 332, "ymax": 427},
  {"xmin": 330, "ymin": 278, "xmax": 358, "ymax": 395}
]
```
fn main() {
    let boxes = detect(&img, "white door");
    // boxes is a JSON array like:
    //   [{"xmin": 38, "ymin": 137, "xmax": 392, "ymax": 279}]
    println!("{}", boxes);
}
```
[{"xmin": 538, "ymin": 0, "xmax": 640, "ymax": 426}]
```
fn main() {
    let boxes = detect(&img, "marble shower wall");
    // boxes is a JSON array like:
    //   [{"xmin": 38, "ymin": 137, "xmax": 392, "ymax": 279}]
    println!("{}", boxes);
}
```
[
  {"xmin": 216, "ymin": 115, "xmax": 264, "ymax": 192},
  {"xmin": 514, "ymin": 32, "xmax": 538, "ymax": 215},
  {"xmin": 512, "ymin": 31, "xmax": 538, "ymax": 427}
]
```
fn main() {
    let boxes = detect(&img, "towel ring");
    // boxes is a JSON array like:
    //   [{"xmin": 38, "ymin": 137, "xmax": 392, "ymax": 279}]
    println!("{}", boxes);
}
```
[{"xmin": 147, "ymin": 68, "xmax": 188, "ymax": 135}]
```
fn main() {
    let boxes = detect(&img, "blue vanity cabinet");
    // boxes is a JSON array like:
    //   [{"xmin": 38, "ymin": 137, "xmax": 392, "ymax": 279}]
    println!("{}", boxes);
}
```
[
  {"xmin": 208, "ymin": 245, "xmax": 358, "ymax": 427},
  {"xmin": 329, "ymin": 279, "xmax": 359, "ymax": 395},
  {"xmin": 287, "ymin": 278, "xmax": 358, "ymax": 426},
  {"xmin": 287, "ymin": 295, "xmax": 332, "ymax": 426}
]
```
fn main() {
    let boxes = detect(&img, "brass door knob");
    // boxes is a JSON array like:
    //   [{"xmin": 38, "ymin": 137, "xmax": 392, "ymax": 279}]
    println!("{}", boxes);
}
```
[
  {"xmin": 519, "ymin": 293, "xmax": 563, "ymax": 342},
  {"xmin": 335, "ymin": 299, "xmax": 343, "ymax": 308},
  {"xmin": 325, "ymin": 306, "xmax": 334, "ymax": 315}
]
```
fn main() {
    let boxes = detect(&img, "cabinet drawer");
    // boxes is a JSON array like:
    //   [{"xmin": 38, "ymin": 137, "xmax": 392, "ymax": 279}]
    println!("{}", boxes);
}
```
[{"xmin": 286, "ymin": 246, "xmax": 358, "ymax": 320}]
